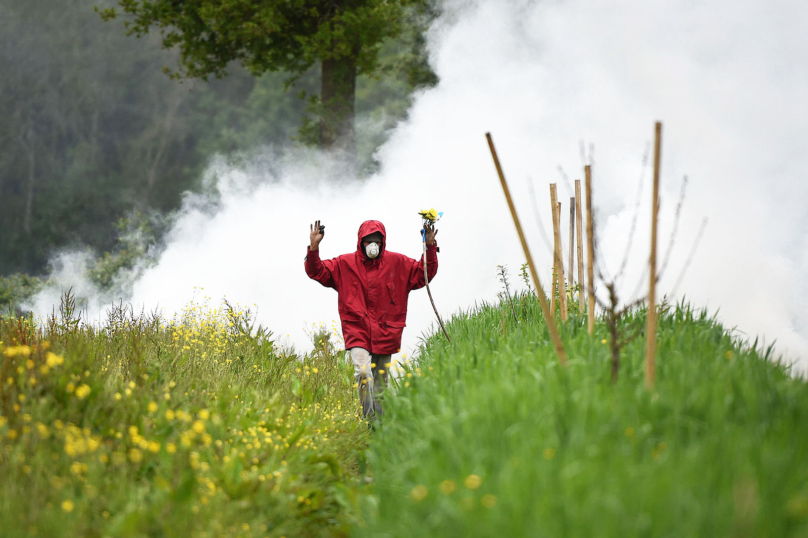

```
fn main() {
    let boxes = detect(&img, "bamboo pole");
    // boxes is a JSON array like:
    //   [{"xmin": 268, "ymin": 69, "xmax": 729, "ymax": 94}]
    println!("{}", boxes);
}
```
[
  {"xmin": 551, "ymin": 200, "xmax": 559, "ymax": 314},
  {"xmin": 550, "ymin": 186, "xmax": 568, "ymax": 322},
  {"xmin": 585, "ymin": 165, "xmax": 595, "ymax": 335},
  {"xmin": 575, "ymin": 180, "xmax": 584, "ymax": 314},
  {"xmin": 486, "ymin": 133, "xmax": 567, "ymax": 365},
  {"xmin": 550, "ymin": 269, "xmax": 556, "ymax": 314},
  {"xmin": 559, "ymin": 201, "xmax": 568, "ymax": 321},
  {"xmin": 645, "ymin": 122, "xmax": 662, "ymax": 390},
  {"xmin": 569, "ymin": 197, "xmax": 575, "ymax": 291}
]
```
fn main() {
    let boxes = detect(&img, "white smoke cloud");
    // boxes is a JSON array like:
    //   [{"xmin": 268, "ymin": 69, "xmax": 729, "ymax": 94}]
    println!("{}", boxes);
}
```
[{"xmin": 29, "ymin": 0, "xmax": 807, "ymax": 372}]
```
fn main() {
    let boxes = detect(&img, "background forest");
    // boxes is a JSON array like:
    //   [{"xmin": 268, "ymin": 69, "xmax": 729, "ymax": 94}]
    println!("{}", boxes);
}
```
[{"xmin": 0, "ymin": 0, "xmax": 436, "ymax": 283}]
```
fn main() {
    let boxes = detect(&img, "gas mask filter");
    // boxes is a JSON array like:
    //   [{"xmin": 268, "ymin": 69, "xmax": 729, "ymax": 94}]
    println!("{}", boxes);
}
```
[{"xmin": 365, "ymin": 242, "xmax": 380, "ymax": 259}]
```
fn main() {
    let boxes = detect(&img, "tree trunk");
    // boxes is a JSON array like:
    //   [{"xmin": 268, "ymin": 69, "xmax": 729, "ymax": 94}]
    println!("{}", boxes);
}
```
[
  {"xmin": 23, "ymin": 143, "xmax": 35, "ymax": 236},
  {"xmin": 320, "ymin": 55, "xmax": 357, "ymax": 161},
  {"xmin": 147, "ymin": 84, "xmax": 186, "ymax": 193}
]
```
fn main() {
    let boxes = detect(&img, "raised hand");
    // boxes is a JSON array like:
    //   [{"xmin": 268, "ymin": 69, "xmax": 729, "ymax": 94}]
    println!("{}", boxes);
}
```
[
  {"xmin": 310, "ymin": 220, "xmax": 325, "ymax": 250},
  {"xmin": 424, "ymin": 222, "xmax": 438, "ymax": 245}
]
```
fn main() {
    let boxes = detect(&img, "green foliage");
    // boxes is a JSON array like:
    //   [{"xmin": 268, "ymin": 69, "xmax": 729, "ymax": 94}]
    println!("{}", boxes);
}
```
[
  {"xmin": 86, "ymin": 212, "xmax": 162, "ymax": 291},
  {"xmin": 99, "ymin": 0, "xmax": 437, "ymax": 151},
  {"xmin": 359, "ymin": 296, "xmax": 808, "ymax": 537},
  {"xmin": 0, "ymin": 274, "xmax": 45, "ymax": 314},
  {"xmin": 100, "ymin": 0, "xmax": 432, "ymax": 81},
  {"xmin": 3, "ymin": 277, "xmax": 806, "ymax": 537},
  {"xmin": 1, "ymin": 0, "xmax": 438, "ymax": 275},
  {"xmin": 0, "ymin": 299, "xmax": 369, "ymax": 538}
]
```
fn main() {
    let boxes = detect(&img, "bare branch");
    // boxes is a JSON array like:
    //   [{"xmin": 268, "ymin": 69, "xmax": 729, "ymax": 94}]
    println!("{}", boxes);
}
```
[
  {"xmin": 670, "ymin": 217, "xmax": 708, "ymax": 296},
  {"xmin": 628, "ymin": 264, "xmax": 650, "ymax": 304},
  {"xmin": 527, "ymin": 176, "xmax": 555, "ymax": 255},
  {"xmin": 615, "ymin": 143, "xmax": 650, "ymax": 282},
  {"xmin": 556, "ymin": 166, "xmax": 574, "ymax": 198},
  {"xmin": 657, "ymin": 175, "xmax": 689, "ymax": 282},
  {"xmin": 617, "ymin": 323, "xmax": 645, "ymax": 348},
  {"xmin": 594, "ymin": 225, "xmax": 613, "ymax": 283},
  {"xmin": 617, "ymin": 296, "xmax": 648, "ymax": 317}
]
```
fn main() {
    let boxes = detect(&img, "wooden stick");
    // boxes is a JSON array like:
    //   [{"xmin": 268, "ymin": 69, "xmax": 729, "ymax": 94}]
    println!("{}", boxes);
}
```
[
  {"xmin": 645, "ymin": 122, "xmax": 662, "ymax": 390},
  {"xmin": 486, "ymin": 133, "xmax": 567, "ymax": 365},
  {"xmin": 422, "ymin": 238, "xmax": 451, "ymax": 342},
  {"xmin": 550, "ymin": 186, "xmax": 568, "ymax": 322},
  {"xmin": 575, "ymin": 180, "xmax": 584, "ymax": 314},
  {"xmin": 558, "ymin": 200, "xmax": 568, "ymax": 320},
  {"xmin": 585, "ymin": 165, "xmax": 595, "ymax": 335},
  {"xmin": 569, "ymin": 197, "xmax": 575, "ymax": 291},
  {"xmin": 550, "ymin": 268, "xmax": 556, "ymax": 314},
  {"xmin": 551, "ymin": 200, "xmax": 558, "ymax": 314}
]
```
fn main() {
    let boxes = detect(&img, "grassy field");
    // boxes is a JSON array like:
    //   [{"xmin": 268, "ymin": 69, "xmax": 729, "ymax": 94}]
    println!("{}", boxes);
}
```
[
  {"xmin": 0, "ymin": 296, "xmax": 369, "ymax": 538},
  {"xmin": 357, "ymin": 295, "xmax": 808, "ymax": 538},
  {"xmin": 3, "ymin": 290, "xmax": 807, "ymax": 538}
]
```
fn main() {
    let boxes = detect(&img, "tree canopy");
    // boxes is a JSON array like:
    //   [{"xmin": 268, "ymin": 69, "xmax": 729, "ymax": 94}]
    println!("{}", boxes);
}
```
[
  {"xmin": 100, "ymin": 0, "xmax": 436, "ymax": 154},
  {"xmin": 0, "ymin": 0, "xmax": 436, "ymax": 276}
]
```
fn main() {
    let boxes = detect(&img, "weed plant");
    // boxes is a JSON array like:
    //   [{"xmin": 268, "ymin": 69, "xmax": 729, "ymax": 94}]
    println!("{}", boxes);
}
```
[
  {"xmin": 359, "ymin": 293, "xmax": 808, "ymax": 537},
  {"xmin": 0, "ymin": 297, "xmax": 368, "ymax": 538}
]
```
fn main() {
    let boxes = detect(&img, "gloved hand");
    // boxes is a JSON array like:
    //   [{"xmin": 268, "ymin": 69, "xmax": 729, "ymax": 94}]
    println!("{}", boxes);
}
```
[
  {"xmin": 310, "ymin": 220, "xmax": 325, "ymax": 250},
  {"xmin": 423, "ymin": 222, "xmax": 438, "ymax": 246}
]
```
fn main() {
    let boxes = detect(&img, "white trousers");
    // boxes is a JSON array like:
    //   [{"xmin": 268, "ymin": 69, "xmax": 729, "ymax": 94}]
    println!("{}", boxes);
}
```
[{"xmin": 348, "ymin": 347, "xmax": 391, "ymax": 419}]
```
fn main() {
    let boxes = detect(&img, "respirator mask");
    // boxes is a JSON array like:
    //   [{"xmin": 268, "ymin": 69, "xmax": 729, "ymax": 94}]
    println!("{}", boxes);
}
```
[{"xmin": 365, "ymin": 242, "xmax": 380, "ymax": 259}]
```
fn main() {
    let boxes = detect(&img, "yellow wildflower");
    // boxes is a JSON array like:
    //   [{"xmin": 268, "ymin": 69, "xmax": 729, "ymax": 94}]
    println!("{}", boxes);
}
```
[
  {"xmin": 61, "ymin": 500, "xmax": 74, "ymax": 512},
  {"xmin": 128, "ymin": 448, "xmax": 142, "ymax": 463},
  {"xmin": 410, "ymin": 485, "xmax": 428, "ymax": 501},
  {"xmin": 75, "ymin": 384, "xmax": 91, "ymax": 399},
  {"xmin": 439, "ymin": 480, "xmax": 456, "ymax": 495},
  {"xmin": 45, "ymin": 352, "xmax": 64, "ymax": 367},
  {"xmin": 464, "ymin": 475, "xmax": 482, "ymax": 490}
]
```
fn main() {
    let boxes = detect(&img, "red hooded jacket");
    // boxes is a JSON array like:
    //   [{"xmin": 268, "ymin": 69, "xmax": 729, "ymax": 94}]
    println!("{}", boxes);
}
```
[{"xmin": 305, "ymin": 220, "xmax": 438, "ymax": 354}]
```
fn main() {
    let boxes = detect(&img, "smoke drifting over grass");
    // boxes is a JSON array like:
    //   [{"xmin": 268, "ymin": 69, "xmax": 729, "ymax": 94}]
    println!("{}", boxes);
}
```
[{"xmin": 30, "ymin": 0, "xmax": 807, "ymax": 371}]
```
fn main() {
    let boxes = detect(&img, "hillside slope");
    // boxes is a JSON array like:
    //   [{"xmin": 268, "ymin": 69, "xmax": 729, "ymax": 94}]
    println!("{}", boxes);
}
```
[{"xmin": 358, "ymin": 297, "xmax": 808, "ymax": 537}]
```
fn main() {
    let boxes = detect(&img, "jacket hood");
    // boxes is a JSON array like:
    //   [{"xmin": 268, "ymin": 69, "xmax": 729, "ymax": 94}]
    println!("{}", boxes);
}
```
[{"xmin": 356, "ymin": 220, "xmax": 386, "ymax": 259}]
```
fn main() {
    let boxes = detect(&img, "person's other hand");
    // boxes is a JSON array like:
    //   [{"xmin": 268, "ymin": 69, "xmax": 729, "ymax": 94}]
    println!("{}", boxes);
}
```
[
  {"xmin": 310, "ymin": 220, "xmax": 324, "ymax": 250},
  {"xmin": 424, "ymin": 222, "xmax": 438, "ymax": 246}
]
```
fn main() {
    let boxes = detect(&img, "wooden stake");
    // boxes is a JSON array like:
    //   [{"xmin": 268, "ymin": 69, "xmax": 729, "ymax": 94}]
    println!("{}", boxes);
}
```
[
  {"xmin": 645, "ymin": 122, "xmax": 662, "ymax": 390},
  {"xmin": 569, "ymin": 197, "xmax": 575, "ymax": 291},
  {"xmin": 486, "ymin": 133, "xmax": 568, "ymax": 365},
  {"xmin": 550, "ymin": 186, "xmax": 568, "ymax": 322},
  {"xmin": 585, "ymin": 165, "xmax": 596, "ymax": 335},
  {"xmin": 551, "ymin": 201, "xmax": 558, "ymax": 314},
  {"xmin": 550, "ymin": 268, "xmax": 556, "ymax": 314},
  {"xmin": 575, "ymin": 180, "xmax": 585, "ymax": 314}
]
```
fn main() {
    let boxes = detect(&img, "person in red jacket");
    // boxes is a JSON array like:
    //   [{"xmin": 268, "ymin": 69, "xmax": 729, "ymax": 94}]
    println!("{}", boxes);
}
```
[{"xmin": 305, "ymin": 219, "xmax": 439, "ymax": 420}]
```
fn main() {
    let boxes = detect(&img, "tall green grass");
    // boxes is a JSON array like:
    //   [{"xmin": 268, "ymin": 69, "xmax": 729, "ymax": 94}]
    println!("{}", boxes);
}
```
[
  {"xmin": 358, "ymin": 295, "xmax": 808, "ymax": 537},
  {"xmin": 0, "ymin": 298, "xmax": 369, "ymax": 538}
]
